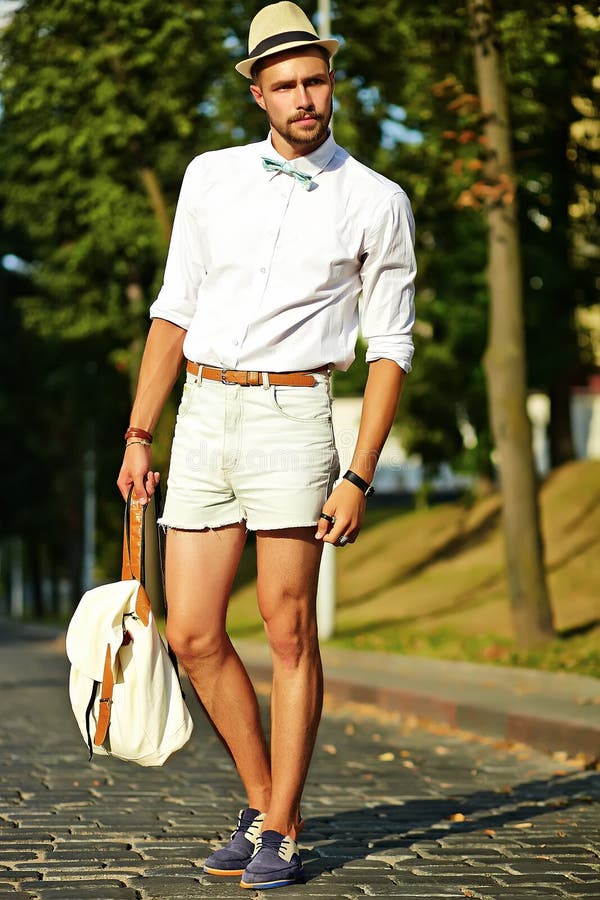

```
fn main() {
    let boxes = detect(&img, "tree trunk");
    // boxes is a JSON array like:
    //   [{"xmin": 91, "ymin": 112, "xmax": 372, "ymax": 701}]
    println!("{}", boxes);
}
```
[
  {"xmin": 139, "ymin": 166, "xmax": 172, "ymax": 248},
  {"xmin": 467, "ymin": 0, "xmax": 554, "ymax": 646}
]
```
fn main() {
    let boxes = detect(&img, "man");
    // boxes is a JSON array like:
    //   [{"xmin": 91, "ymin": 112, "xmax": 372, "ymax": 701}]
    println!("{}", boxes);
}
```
[{"xmin": 117, "ymin": 1, "xmax": 416, "ymax": 890}]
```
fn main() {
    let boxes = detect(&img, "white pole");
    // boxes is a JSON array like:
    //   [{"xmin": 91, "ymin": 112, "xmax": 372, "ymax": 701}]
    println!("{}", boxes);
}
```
[
  {"xmin": 10, "ymin": 536, "xmax": 24, "ymax": 618},
  {"xmin": 318, "ymin": 0, "xmax": 331, "ymax": 40},
  {"xmin": 315, "ymin": 0, "xmax": 337, "ymax": 641},
  {"xmin": 81, "ymin": 423, "xmax": 96, "ymax": 592}
]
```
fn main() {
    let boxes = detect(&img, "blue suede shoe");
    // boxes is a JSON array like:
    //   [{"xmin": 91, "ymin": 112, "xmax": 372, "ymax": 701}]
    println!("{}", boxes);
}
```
[
  {"xmin": 240, "ymin": 829, "xmax": 304, "ymax": 890},
  {"xmin": 203, "ymin": 808, "xmax": 265, "ymax": 876}
]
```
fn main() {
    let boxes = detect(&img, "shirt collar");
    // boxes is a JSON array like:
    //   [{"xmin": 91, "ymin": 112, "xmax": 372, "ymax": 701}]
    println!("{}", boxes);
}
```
[{"xmin": 258, "ymin": 131, "xmax": 338, "ymax": 182}]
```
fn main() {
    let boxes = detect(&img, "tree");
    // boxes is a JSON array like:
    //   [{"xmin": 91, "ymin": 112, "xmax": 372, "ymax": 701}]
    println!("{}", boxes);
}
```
[
  {"xmin": 333, "ymin": 0, "xmax": 599, "ymax": 481},
  {"xmin": 466, "ymin": 0, "xmax": 554, "ymax": 644},
  {"xmin": 0, "ymin": 0, "xmax": 243, "ymax": 599}
]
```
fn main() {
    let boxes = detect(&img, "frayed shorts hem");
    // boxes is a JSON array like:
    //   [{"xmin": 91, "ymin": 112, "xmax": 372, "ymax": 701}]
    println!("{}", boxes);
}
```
[{"xmin": 158, "ymin": 517, "xmax": 321, "ymax": 533}]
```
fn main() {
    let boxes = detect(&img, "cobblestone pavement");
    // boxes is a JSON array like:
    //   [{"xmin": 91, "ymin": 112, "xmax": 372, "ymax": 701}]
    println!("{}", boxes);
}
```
[{"xmin": 1, "ymin": 625, "xmax": 599, "ymax": 899}]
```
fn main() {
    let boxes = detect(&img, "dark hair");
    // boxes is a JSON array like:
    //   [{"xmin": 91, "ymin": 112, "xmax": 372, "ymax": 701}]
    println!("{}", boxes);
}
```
[{"xmin": 251, "ymin": 44, "xmax": 331, "ymax": 82}]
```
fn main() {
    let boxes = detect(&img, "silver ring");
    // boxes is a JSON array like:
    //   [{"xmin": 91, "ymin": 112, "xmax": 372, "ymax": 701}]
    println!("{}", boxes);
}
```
[{"xmin": 337, "ymin": 535, "xmax": 349, "ymax": 547}]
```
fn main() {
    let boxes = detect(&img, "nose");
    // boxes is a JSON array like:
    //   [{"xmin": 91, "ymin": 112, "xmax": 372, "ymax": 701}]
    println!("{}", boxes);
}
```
[{"xmin": 295, "ymin": 84, "xmax": 313, "ymax": 109}]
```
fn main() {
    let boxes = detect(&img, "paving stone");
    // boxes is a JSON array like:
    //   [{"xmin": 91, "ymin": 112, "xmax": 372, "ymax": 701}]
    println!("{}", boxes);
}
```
[
  {"xmin": 0, "ymin": 894, "xmax": 38, "ymax": 899},
  {"xmin": 2, "ymin": 625, "xmax": 600, "ymax": 900}
]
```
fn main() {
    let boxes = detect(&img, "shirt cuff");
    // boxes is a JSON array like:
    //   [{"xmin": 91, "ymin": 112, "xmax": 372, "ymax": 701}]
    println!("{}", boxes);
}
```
[
  {"xmin": 365, "ymin": 336, "xmax": 414, "ymax": 374},
  {"xmin": 149, "ymin": 299, "xmax": 193, "ymax": 331}
]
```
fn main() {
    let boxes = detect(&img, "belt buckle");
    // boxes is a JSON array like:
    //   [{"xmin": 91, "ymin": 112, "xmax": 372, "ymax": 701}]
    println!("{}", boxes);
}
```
[{"xmin": 220, "ymin": 369, "xmax": 237, "ymax": 385}]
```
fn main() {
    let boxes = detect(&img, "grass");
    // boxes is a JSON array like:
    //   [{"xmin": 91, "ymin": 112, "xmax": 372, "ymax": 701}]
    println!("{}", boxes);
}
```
[{"xmin": 227, "ymin": 459, "xmax": 600, "ymax": 678}]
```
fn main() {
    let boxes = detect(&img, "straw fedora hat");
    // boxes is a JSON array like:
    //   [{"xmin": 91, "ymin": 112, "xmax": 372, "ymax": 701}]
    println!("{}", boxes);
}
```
[{"xmin": 235, "ymin": 1, "xmax": 339, "ymax": 79}]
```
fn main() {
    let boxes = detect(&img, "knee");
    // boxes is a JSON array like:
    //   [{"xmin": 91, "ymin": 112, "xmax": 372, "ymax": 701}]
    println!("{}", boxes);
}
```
[
  {"xmin": 263, "ymin": 608, "xmax": 318, "ymax": 669},
  {"xmin": 165, "ymin": 620, "xmax": 227, "ymax": 668}
]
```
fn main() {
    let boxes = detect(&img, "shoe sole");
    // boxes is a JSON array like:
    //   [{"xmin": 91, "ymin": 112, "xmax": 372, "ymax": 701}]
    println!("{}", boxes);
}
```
[
  {"xmin": 240, "ymin": 871, "xmax": 305, "ymax": 889},
  {"xmin": 204, "ymin": 865, "xmax": 245, "ymax": 876}
]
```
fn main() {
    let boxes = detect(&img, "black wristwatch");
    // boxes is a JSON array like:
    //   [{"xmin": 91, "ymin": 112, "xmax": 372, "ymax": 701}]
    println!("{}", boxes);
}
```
[{"xmin": 343, "ymin": 469, "xmax": 375, "ymax": 497}]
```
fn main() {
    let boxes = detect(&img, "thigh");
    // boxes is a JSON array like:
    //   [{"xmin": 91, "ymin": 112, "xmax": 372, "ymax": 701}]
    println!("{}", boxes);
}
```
[
  {"xmin": 256, "ymin": 527, "xmax": 324, "ymax": 625},
  {"xmin": 164, "ymin": 523, "xmax": 248, "ymax": 634}
]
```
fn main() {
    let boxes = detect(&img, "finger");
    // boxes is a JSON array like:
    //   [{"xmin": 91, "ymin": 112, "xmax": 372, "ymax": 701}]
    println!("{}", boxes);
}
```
[
  {"xmin": 143, "ymin": 471, "xmax": 159, "ymax": 497},
  {"xmin": 322, "ymin": 520, "xmax": 350, "ymax": 545},
  {"xmin": 132, "ymin": 475, "xmax": 150, "ymax": 505},
  {"xmin": 117, "ymin": 477, "xmax": 133, "ymax": 503},
  {"xmin": 315, "ymin": 511, "xmax": 335, "ymax": 540}
]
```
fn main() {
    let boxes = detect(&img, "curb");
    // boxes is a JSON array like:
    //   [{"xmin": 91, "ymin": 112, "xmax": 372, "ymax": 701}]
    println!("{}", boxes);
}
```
[{"xmin": 235, "ymin": 641, "xmax": 600, "ymax": 764}]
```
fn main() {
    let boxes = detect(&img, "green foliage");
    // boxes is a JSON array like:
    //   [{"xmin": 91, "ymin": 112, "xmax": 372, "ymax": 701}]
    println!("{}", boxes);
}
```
[
  {"xmin": 1, "ymin": 0, "xmax": 598, "ymax": 608},
  {"xmin": 332, "ymin": 0, "xmax": 599, "ymax": 472},
  {"xmin": 0, "ymin": 0, "xmax": 235, "ymax": 347},
  {"xmin": 0, "ymin": 0, "xmax": 250, "ymax": 600}
]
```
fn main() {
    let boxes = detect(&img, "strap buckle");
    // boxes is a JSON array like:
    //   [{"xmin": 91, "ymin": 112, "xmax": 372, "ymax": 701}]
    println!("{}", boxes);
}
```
[{"xmin": 220, "ymin": 369, "xmax": 237, "ymax": 385}]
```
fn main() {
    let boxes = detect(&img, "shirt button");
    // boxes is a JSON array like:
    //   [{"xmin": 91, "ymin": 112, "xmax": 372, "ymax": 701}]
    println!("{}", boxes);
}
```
[
  {"xmin": 232, "ymin": 339, "xmax": 239, "ymax": 346},
  {"xmin": 260, "ymin": 267, "xmax": 266, "ymax": 274}
]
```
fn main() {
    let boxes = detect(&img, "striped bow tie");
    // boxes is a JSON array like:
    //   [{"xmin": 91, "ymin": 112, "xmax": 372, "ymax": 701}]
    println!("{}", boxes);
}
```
[{"xmin": 261, "ymin": 157, "xmax": 313, "ymax": 190}]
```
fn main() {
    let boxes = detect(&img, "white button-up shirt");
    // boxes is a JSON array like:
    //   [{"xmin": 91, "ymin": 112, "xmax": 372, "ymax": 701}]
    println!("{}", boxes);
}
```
[{"xmin": 150, "ymin": 133, "xmax": 416, "ymax": 373}]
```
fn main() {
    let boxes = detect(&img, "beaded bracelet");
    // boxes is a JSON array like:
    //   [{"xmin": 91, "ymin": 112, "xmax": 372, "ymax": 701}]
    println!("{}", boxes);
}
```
[{"xmin": 125, "ymin": 439, "xmax": 152, "ymax": 448}]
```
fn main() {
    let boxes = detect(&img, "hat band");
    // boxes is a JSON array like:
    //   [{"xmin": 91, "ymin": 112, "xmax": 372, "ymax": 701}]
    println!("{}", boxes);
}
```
[{"xmin": 249, "ymin": 29, "xmax": 319, "ymax": 59}]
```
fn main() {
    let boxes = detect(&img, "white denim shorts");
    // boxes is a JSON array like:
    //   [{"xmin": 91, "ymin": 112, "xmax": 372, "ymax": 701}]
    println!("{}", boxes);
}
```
[{"xmin": 158, "ymin": 370, "xmax": 340, "ymax": 531}]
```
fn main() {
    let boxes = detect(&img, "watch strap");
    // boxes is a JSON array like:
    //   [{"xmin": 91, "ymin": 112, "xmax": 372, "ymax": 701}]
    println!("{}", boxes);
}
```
[{"xmin": 343, "ymin": 469, "xmax": 375, "ymax": 497}]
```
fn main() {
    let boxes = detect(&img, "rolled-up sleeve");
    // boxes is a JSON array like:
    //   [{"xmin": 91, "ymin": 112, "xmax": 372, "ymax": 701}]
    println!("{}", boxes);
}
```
[
  {"xmin": 149, "ymin": 159, "xmax": 205, "ymax": 329},
  {"xmin": 360, "ymin": 190, "xmax": 417, "ymax": 373}
]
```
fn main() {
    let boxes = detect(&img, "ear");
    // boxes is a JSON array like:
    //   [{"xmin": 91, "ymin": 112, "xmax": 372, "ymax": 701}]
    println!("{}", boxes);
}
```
[
  {"xmin": 329, "ymin": 70, "xmax": 335, "ymax": 93},
  {"xmin": 250, "ymin": 83, "xmax": 267, "ymax": 111}
]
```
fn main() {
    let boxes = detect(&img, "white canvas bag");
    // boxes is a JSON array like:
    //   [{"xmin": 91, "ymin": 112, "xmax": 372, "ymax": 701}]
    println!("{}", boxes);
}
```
[{"xmin": 66, "ymin": 492, "xmax": 193, "ymax": 766}]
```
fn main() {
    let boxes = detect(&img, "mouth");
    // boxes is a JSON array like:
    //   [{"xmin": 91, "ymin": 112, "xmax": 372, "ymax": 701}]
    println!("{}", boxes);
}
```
[{"xmin": 291, "ymin": 114, "xmax": 321, "ymax": 125}]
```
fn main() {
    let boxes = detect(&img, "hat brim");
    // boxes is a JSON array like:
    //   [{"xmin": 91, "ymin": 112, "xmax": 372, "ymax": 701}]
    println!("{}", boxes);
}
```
[{"xmin": 235, "ymin": 37, "xmax": 339, "ymax": 79}]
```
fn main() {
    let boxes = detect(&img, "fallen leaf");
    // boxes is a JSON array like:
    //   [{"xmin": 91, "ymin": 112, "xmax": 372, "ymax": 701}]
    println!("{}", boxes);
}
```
[
  {"xmin": 435, "ymin": 746, "xmax": 449, "ymax": 756},
  {"xmin": 512, "ymin": 822, "xmax": 533, "ymax": 829},
  {"xmin": 449, "ymin": 812, "xmax": 466, "ymax": 822},
  {"xmin": 378, "ymin": 752, "xmax": 395, "ymax": 762},
  {"xmin": 402, "ymin": 760, "xmax": 415, "ymax": 769},
  {"xmin": 484, "ymin": 828, "xmax": 496, "ymax": 837},
  {"xmin": 322, "ymin": 744, "xmax": 337, "ymax": 755}
]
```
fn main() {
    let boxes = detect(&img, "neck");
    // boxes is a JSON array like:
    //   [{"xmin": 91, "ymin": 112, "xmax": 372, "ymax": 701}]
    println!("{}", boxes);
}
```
[{"xmin": 270, "ymin": 129, "xmax": 329, "ymax": 160}]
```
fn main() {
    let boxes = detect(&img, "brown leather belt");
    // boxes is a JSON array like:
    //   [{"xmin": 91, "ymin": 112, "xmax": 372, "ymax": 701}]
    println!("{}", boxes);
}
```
[{"xmin": 186, "ymin": 361, "xmax": 325, "ymax": 387}]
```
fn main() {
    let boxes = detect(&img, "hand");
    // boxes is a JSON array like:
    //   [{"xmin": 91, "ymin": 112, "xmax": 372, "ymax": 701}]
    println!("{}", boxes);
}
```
[
  {"xmin": 314, "ymin": 479, "xmax": 367, "ymax": 546},
  {"xmin": 116, "ymin": 444, "xmax": 160, "ymax": 505}
]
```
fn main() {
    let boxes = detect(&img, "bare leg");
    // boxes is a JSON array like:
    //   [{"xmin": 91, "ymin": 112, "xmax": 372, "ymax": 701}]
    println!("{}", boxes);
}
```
[
  {"xmin": 255, "ymin": 527, "xmax": 324, "ymax": 838},
  {"xmin": 164, "ymin": 523, "xmax": 271, "ymax": 813}
]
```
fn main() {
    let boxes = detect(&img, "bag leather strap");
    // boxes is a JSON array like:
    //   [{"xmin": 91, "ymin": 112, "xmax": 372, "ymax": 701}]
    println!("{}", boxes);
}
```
[
  {"xmin": 121, "ymin": 489, "xmax": 145, "ymax": 583},
  {"xmin": 94, "ymin": 644, "xmax": 114, "ymax": 747},
  {"xmin": 94, "ymin": 490, "xmax": 152, "ymax": 748}
]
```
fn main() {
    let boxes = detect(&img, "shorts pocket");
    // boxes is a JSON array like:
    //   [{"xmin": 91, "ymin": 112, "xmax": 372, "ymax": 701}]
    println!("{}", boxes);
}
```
[
  {"xmin": 176, "ymin": 381, "xmax": 195, "ymax": 419},
  {"xmin": 269, "ymin": 382, "xmax": 331, "ymax": 423}
]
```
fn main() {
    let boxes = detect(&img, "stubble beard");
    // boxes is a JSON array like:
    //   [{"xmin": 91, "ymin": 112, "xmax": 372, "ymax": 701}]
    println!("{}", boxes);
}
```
[{"xmin": 276, "ymin": 101, "xmax": 332, "ymax": 148}]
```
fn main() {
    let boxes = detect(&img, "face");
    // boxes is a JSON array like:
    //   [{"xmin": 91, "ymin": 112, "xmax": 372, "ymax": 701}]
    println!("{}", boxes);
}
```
[{"xmin": 249, "ymin": 48, "xmax": 335, "ymax": 159}]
